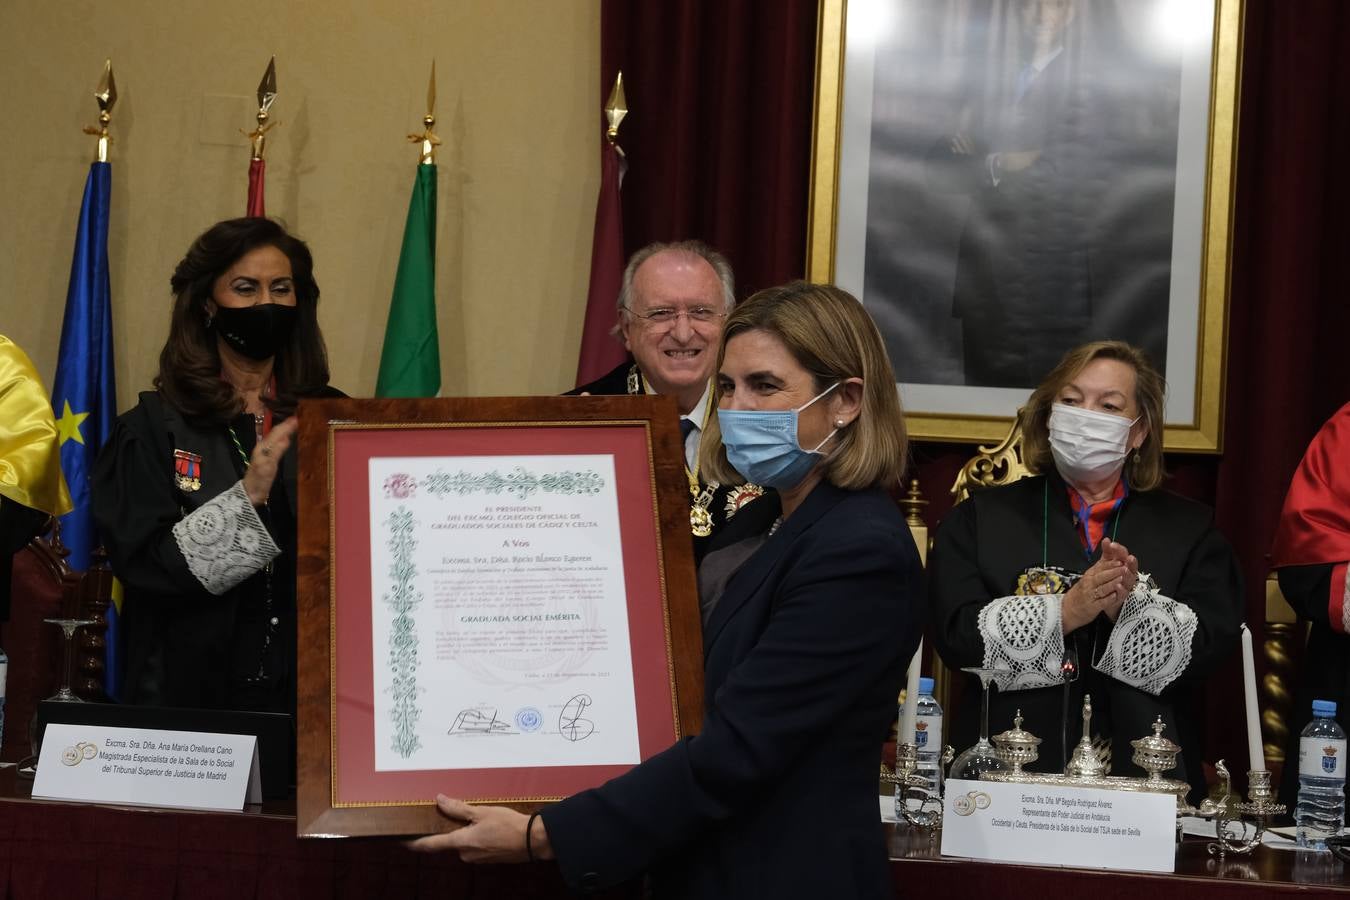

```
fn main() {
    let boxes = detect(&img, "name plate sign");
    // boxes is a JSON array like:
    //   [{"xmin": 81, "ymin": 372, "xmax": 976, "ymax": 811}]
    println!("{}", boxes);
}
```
[
  {"xmin": 32, "ymin": 723, "xmax": 262, "ymax": 811},
  {"xmin": 940, "ymin": 779, "xmax": 1175, "ymax": 873}
]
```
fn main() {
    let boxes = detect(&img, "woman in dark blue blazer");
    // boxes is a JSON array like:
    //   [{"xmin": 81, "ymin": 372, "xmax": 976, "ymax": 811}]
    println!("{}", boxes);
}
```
[{"xmin": 414, "ymin": 282, "xmax": 924, "ymax": 898}]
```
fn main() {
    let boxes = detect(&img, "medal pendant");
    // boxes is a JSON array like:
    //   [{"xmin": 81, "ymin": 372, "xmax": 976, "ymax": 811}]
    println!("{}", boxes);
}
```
[{"xmin": 690, "ymin": 505, "xmax": 713, "ymax": 538}]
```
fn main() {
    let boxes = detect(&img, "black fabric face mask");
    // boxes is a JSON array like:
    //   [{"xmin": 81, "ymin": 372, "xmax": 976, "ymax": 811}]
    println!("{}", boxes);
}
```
[{"xmin": 210, "ymin": 304, "xmax": 297, "ymax": 360}]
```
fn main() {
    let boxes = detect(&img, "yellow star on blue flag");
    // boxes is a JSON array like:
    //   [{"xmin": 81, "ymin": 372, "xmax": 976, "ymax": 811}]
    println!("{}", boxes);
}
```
[
  {"xmin": 55, "ymin": 399, "xmax": 91, "ymax": 446},
  {"xmin": 51, "ymin": 157, "xmax": 118, "ymax": 695}
]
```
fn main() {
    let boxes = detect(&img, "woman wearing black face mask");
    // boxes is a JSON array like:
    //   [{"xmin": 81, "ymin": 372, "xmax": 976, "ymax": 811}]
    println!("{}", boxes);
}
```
[
  {"xmin": 929, "ymin": 341, "xmax": 1241, "ymax": 804},
  {"xmin": 92, "ymin": 217, "xmax": 342, "ymax": 715}
]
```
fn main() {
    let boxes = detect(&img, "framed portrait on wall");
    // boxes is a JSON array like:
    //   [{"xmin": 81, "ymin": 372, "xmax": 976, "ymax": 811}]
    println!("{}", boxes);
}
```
[{"xmin": 807, "ymin": 0, "xmax": 1244, "ymax": 451}]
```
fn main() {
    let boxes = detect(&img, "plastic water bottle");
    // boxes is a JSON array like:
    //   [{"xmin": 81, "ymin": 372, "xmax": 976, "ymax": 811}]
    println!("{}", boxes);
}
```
[
  {"xmin": 914, "ymin": 677, "xmax": 944, "ymax": 799},
  {"xmin": 896, "ymin": 676, "xmax": 944, "ymax": 817},
  {"xmin": 1296, "ymin": 699, "xmax": 1346, "ymax": 849}
]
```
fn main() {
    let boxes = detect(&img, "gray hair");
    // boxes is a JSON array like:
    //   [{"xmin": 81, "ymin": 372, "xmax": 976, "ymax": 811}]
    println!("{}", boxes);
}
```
[{"xmin": 615, "ymin": 240, "xmax": 736, "ymax": 315}]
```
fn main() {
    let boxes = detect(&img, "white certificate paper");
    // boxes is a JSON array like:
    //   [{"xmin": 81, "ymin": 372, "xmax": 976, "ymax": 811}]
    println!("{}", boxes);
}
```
[{"xmin": 368, "ymin": 454, "xmax": 640, "ymax": 771}]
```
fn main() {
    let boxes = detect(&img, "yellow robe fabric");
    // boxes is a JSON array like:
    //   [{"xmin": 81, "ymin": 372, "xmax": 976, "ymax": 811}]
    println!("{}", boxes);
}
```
[{"xmin": 0, "ymin": 334, "xmax": 73, "ymax": 516}]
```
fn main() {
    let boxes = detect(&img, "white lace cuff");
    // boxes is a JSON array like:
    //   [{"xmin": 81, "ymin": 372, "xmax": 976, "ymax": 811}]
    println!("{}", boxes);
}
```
[
  {"xmin": 978, "ymin": 594, "xmax": 1066, "ymax": 691},
  {"xmin": 172, "ymin": 481, "xmax": 280, "ymax": 595},
  {"xmin": 1092, "ymin": 583, "xmax": 1198, "ymax": 696}
]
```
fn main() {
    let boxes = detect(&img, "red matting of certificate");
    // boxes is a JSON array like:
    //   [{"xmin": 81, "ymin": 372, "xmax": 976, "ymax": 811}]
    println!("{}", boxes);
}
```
[{"xmin": 295, "ymin": 397, "xmax": 703, "ymax": 838}]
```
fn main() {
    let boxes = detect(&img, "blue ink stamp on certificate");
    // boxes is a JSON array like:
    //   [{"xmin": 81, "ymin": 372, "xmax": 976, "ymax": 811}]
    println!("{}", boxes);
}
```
[{"xmin": 515, "ymin": 707, "xmax": 543, "ymax": 733}]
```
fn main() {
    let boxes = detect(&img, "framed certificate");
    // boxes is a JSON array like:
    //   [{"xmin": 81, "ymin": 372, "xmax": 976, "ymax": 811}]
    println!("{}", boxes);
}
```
[{"xmin": 295, "ymin": 396, "xmax": 704, "ymax": 837}]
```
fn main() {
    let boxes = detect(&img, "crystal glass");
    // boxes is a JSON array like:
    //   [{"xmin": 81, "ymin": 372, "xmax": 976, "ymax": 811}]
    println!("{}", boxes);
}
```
[
  {"xmin": 22, "ymin": 617, "xmax": 98, "ymax": 769},
  {"xmin": 949, "ymin": 666, "xmax": 1009, "ymax": 781},
  {"xmin": 42, "ymin": 617, "xmax": 98, "ymax": 702}
]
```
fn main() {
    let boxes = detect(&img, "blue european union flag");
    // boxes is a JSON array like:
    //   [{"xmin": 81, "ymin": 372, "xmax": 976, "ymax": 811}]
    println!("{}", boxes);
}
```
[{"xmin": 51, "ymin": 161, "xmax": 118, "ymax": 694}]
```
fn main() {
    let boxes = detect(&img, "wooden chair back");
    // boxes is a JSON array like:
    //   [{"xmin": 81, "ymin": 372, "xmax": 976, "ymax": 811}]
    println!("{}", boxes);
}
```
[{"xmin": 1, "ymin": 521, "xmax": 111, "ymax": 758}]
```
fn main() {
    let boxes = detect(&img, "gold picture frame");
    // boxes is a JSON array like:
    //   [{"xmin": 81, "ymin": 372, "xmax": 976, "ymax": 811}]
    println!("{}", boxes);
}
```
[{"xmin": 807, "ymin": 0, "xmax": 1244, "ymax": 452}]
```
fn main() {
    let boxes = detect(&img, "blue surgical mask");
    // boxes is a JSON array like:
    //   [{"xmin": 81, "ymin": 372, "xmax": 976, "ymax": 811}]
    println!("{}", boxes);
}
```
[{"xmin": 717, "ymin": 382, "xmax": 841, "ymax": 489}]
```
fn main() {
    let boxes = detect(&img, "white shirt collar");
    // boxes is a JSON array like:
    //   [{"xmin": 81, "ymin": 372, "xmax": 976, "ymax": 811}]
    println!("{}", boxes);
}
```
[
  {"xmin": 640, "ymin": 374, "xmax": 709, "ymax": 470},
  {"xmin": 683, "ymin": 385, "xmax": 711, "ymax": 436},
  {"xmin": 679, "ymin": 384, "xmax": 711, "ymax": 473}
]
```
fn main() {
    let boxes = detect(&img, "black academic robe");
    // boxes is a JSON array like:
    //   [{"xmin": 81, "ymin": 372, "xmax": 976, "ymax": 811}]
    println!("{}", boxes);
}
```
[
  {"xmin": 1277, "ymin": 563, "xmax": 1350, "ymax": 805},
  {"xmin": 0, "ymin": 496, "xmax": 48, "ymax": 621},
  {"xmin": 566, "ymin": 361, "xmax": 775, "ymax": 560},
  {"xmin": 541, "ymin": 482, "xmax": 923, "ymax": 898},
  {"xmin": 930, "ymin": 473, "xmax": 1242, "ymax": 800},
  {"xmin": 92, "ymin": 388, "xmax": 341, "ymax": 713}
]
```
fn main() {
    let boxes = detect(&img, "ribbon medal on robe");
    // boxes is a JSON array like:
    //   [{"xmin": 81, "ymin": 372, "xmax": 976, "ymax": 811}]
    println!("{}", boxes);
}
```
[{"xmin": 173, "ymin": 448, "xmax": 203, "ymax": 492}]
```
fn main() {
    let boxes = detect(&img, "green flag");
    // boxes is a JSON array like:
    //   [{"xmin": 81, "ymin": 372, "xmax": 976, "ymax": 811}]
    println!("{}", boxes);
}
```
[{"xmin": 376, "ymin": 164, "xmax": 440, "ymax": 397}]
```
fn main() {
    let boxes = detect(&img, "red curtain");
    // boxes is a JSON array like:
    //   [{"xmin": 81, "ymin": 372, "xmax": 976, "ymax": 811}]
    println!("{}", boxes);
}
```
[
  {"xmin": 600, "ymin": 0, "xmax": 818, "ymax": 298},
  {"xmin": 602, "ymin": 0, "xmax": 1350, "ymax": 773},
  {"xmin": 1203, "ymin": 0, "xmax": 1350, "ymax": 770}
]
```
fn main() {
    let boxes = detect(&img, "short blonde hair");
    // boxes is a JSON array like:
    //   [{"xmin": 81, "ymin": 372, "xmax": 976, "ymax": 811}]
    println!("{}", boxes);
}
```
[
  {"xmin": 1022, "ymin": 340, "xmax": 1167, "ymax": 491},
  {"xmin": 700, "ymin": 281, "xmax": 908, "ymax": 491}
]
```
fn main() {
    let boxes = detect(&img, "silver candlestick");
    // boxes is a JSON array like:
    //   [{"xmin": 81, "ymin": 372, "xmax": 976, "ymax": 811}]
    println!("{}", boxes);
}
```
[
  {"xmin": 1204, "ymin": 761, "xmax": 1286, "ymax": 859},
  {"xmin": 882, "ymin": 742, "xmax": 951, "ymax": 829}
]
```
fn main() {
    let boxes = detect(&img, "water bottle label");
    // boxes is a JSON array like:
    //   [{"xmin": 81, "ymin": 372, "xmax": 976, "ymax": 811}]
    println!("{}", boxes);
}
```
[
  {"xmin": 1301, "ymin": 736, "xmax": 1347, "ymax": 780},
  {"xmin": 916, "ymin": 713, "xmax": 942, "ymax": 750}
]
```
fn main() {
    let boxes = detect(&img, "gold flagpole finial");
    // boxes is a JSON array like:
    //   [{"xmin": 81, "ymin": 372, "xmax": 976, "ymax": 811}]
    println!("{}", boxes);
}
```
[
  {"xmin": 244, "ymin": 56, "xmax": 279, "ymax": 161},
  {"xmin": 407, "ymin": 61, "xmax": 441, "ymax": 165},
  {"xmin": 81, "ymin": 60, "xmax": 117, "ymax": 163},
  {"xmin": 604, "ymin": 71, "xmax": 627, "ymax": 144}
]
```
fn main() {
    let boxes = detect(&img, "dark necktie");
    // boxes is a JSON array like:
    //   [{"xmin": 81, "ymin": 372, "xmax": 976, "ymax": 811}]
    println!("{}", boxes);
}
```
[{"xmin": 679, "ymin": 418, "xmax": 695, "ymax": 442}]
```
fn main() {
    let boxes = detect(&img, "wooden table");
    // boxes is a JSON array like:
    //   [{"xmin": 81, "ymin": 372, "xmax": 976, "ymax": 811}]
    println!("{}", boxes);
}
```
[
  {"xmin": 886, "ymin": 821, "xmax": 1350, "ymax": 897},
  {"xmin": 0, "ymin": 766, "xmax": 632, "ymax": 900},
  {"xmin": 2, "ymin": 769, "xmax": 1345, "ymax": 899}
]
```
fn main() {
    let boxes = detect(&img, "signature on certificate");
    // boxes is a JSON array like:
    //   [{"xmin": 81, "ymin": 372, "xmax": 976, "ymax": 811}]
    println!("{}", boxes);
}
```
[
  {"xmin": 448, "ymin": 708, "xmax": 513, "ymax": 735},
  {"xmin": 559, "ymin": 694, "xmax": 595, "ymax": 742}
]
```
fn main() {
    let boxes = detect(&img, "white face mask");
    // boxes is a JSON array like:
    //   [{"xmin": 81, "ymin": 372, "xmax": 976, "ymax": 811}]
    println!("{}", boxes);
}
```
[{"xmin": 1047, "ymin": 402, "xmax": 1140, "ymax": 486}]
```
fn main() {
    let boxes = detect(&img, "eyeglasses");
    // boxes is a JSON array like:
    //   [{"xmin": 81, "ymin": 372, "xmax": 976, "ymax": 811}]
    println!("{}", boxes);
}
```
[{"xmin": 624, "ymin": 306, "xmax": 727, "ymax": 327}]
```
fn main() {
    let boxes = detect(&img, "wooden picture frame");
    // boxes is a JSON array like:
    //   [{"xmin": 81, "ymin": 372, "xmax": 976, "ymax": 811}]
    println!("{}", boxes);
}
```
[
  {"xmin": 807, "ymin": 0, "xmax": 1244, "ymax": 451},
  {"xmin": 295, "ymin": 396, "xmax": 704, "ymax": 837}
]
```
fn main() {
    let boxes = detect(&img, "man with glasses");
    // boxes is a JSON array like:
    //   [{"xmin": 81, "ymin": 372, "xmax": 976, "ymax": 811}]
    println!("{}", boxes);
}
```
[{"xmin": 569, "ymin": 241, "xmax": 770, "ymax": 559}]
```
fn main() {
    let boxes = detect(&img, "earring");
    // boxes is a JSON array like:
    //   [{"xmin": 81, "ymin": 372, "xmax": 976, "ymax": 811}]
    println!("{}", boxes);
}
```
[{"xmin": 835, "ymin": 419, "xmax": 845, "ymax": 428}]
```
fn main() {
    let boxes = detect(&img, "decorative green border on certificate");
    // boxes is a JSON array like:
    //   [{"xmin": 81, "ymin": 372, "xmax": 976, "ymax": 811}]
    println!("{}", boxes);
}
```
[
  {"xmin": 383, "ymin": 505, "xmax": 423, "ymax": 759},
  {"xmin": 422, "ymin": 467, "xmax": 606, "ymax": 500}
]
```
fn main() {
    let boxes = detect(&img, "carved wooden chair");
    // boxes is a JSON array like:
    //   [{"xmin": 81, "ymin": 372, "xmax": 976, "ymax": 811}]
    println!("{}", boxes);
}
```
[
  {"xmin": 1260, "ymin": 576, "xmax": 1303, "ymax": 778},
  {"xmin": 884, "ymin": 413, "xmax": 1034, "ymax": 762},
  {"xmin": 924, "ymin": 410, "xmax": 1034, "ymax": 714},
  {"xmin": 1, "ymin": 520, "xmax": 111, "ymax": 759},
  {"xmin": 949, "ymin": 407, "xmax": 1033, "ymax": 506}
]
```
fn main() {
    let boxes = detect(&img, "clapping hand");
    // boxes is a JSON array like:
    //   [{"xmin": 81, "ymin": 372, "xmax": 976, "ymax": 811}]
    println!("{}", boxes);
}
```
[
  {"xmin": 1098, "ymin": 538, "xmax": 1140, "ymax": 605},
  {"xmin": 242, "ymin": 416, "xmax": 297, "ymax": 506},
  {"xmin": 1061, "ymin": 538, "xmax": 1140, "ymax": 633}
]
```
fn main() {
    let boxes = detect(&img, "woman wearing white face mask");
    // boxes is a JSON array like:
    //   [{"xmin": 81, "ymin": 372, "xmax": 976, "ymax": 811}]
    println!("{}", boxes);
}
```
[
  {"xmin": 413, "ymin": 283, "xmax": 923, "ymax": 899},
  {"xmin": 930, "ymin": 341, "xmax": 1241, "ymax": 803}
]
